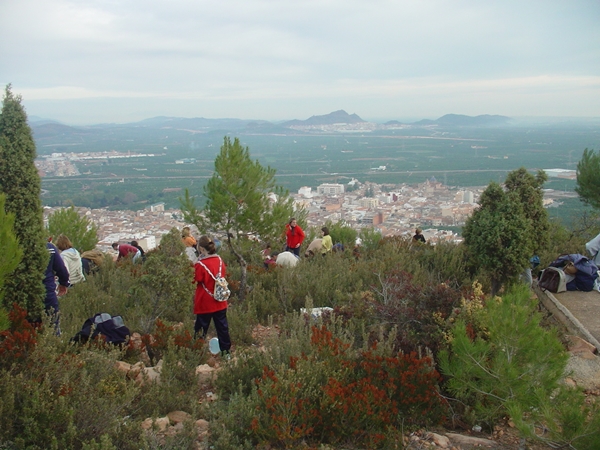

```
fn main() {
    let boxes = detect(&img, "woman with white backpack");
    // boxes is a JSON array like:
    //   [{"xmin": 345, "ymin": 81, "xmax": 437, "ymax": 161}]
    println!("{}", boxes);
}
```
[{"xmin": 193, "ymin": 235, "xmax": 232, "ymax": 357}]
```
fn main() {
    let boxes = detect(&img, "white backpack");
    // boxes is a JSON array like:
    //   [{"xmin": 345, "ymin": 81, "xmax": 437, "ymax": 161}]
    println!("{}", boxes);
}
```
[{"xmin": 196, "ymin": 256, "xmax": 230, "ymax": 302}]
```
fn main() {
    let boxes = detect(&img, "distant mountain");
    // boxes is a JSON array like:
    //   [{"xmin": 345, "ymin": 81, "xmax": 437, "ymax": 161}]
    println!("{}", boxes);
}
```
[
  {"xmin": 28, "ymin": 116, "xmax": 65, "ymax": 126},
  {"xmin": 29, "ymin": 112, "xmax": 514, "ymax": 146},
  {"xmin": 29, "ymin": 115, "xmax": 300, "ymax": 147},
  {"xmin": 243, "ymin": 121, "xmax": 300, "ymax": 134},
  {"xmin": 282, "ymin": 110, "xmax": 365, "ymax": 127},
  {"xmin": 31, "ymin": 122, "xmax": 94, "ymax": 139},
  {"xmin": 413, "ymin": 114, "xmax": 512, "ymax": 127}
]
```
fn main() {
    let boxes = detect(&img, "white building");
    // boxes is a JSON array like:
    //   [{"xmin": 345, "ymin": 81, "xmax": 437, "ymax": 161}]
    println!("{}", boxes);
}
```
[
  {"xmin": 464, "ymin": 190, "xmax": 474, "ymax": 204},
  {"xmin": 317, "ymin": 183, "xmax": 345, "ymax": 195},
  {"xmin": 298, "ymin": 186, "xmax": 313, "ymax": 197},
  {"xmin": 148, "ymin": 202, "xmax": 165, "ymax": 212}
]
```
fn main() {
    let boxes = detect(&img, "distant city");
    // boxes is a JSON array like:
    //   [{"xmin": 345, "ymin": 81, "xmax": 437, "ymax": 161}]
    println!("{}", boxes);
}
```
[{"xmin": 43, "ymin": 172, "xmax": 578, "ymax": 254}]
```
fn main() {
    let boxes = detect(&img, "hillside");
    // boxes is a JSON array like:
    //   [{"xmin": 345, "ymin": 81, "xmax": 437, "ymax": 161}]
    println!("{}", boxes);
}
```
[
  {"xmin": 281, "ymin": 110, "xmax": 366, "ymax": 127},
  {"xmin": 414, "ymin": 114, "xmax": 512, "ymax": 127}
]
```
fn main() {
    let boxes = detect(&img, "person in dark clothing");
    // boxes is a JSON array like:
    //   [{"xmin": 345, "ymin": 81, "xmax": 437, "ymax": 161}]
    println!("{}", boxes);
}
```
[
  {"xmin": 130, "ymin": 240, "xmax": 146, "ymax": 262},
  {"xmin": 413, "ymin": 228, "xmax": 426, "ymax": 243},
  {"xmin": 44, "ymin": 242, "xmax": 70, "ymax": 333}
]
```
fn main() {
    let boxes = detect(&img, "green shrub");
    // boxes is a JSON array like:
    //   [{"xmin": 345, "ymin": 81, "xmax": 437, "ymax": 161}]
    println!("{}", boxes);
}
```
[
  {"xmin": 0, "ymin": 311, "xmax": 142, "ymax": 449},
  {"xmin": 508, "ymin": 384, "xmax": 600, "ymax": 450},
  {"xmin": 135, "ymin": 340, "xmax": 205, "ymax": 418},
  {"xmin": 242, "ymin": 281, "xmax": 280, "ymax": 323},
  {"xmin": 439, "ymin": 285, "xmax": 572, "ymax": 432},
  {"xmin": 0, "ymin": 308, "xmax": 9, "ymax": 333},
  {"xmin": 128, "ymin": 228, "xmax": 194, "ymax": 333},
  {"xmin": 224, "ymin": 301, "xmax": 258, "ymax": 347}
]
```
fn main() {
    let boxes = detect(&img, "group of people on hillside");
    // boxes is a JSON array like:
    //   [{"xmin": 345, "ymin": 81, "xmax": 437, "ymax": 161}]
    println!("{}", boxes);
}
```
[
  {"xmin": 261, "ymin": 219, "xmax": 336, "ymax": 268},
  {"xmin": 44, "ymin": 234, "xmax": 99, "ymax": 333},
  {"xmin": 48, "ymin": 219, "xmax": 418, "ymax": 355},
  {"xmin": 184, "ymin": 218, "xmax": 340, "ymax": 357},
  {"xmin": 45, "ymin": 225, "xmax": 233, "ymax": 357}
]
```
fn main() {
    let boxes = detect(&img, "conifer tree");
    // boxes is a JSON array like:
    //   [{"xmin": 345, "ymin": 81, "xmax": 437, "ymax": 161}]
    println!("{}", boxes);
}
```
[
  {"xmin": 181, "ymin": 136, "xmax": 295, "ymax": 301},
  {"xmin": 0, "ymin": 85, "xmax": 47, "ymax": 318},
  {"xmin": 0, "ymin": 194, "xmax": 23, "ymax": 301},
  {"xmin": 504, "ymin": 167, "xmax": 549, "ymax": 253},
  {"xmin": 132, "ymin": 228, "xmax": 194, "ymax": 334},
  {"xmin": 439, "ymin": 285, "xmax": 569, "ymax": 428},
  {"xmin": 47, "ymin": 206, "xmax": 99, "ymax": 252},
  {"xmin": 575, "ymin": 148, "xmax": 600, "ymax": 209},
  {"xmin": 463, "ymin": 182, "xmax": 532, "ymax": 295}
]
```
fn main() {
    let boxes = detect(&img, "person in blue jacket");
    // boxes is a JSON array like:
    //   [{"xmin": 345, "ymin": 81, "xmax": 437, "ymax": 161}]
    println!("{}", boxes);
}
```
[{"xmin": 44, "ymin": 241, "xmax": 70, "ymax": 332}]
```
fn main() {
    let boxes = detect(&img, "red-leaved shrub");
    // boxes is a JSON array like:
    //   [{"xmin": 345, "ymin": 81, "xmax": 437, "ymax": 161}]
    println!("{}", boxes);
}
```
[
  {"xmin": 250, "ymin": 325, "xmax": 447, "ymax": 448},
  {"xmin": 0, "ymin": 303, "xmax": 39, "ymax": 368}
]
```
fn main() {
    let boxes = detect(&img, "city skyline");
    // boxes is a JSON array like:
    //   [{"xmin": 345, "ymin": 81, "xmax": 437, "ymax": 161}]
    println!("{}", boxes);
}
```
[{"xmin": 2, "ymin": 0, "xmax": 599, "ymax": 125}]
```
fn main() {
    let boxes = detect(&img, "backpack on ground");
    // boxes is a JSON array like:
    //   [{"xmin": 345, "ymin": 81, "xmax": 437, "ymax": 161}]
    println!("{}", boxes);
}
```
[
  {"xmin": 549, "ymin": 253, "xmax": 599, "ymax": 292},
  {"xmin": 71, "ymin": 313, "xmax": 131, "ymax": 345},
  {"xmin": 538, "ymin": 267, "xmax": 567, "ymax": 293},
  {"xmin": 196, "ymin": 256, "xmax": 230, "ymax": 302}
]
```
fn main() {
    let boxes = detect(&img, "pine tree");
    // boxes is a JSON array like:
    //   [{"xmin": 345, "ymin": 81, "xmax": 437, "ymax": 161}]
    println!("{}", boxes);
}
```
[
  {"xmin": 47, "ymin": 206, "xmax": 99, "ymax": 252},
  {"xmin": 439, "ymin": 285, "xmax": 569, "ymax": 427},
  {"xmin": 575, "ymin": 148, "xmax": 600, "ymax": 209},
  {"xmin": 181, "ymin": 136, "xmax": 295, "ymax": 301},
  {"xmin": 0, "ymin": 85, "xmax": 47, "ymax": 318}
]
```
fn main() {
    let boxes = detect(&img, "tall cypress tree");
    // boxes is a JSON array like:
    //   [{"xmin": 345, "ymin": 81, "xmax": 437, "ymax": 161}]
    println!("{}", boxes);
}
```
[{"xmin": 0, "ymin": 85, "xmax": 47, "ymax": 318}]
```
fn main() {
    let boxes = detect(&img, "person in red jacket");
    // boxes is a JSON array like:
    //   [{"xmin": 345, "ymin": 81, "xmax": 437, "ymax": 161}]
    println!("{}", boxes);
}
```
[
  {"xmin": 193, "ymin": 235, "xmax": 231, "ymax": 356},
  {"xmin": 112, "ymin": 242, "xmax": 141, "ymax": 263},
  {"xmin": 284, "ymin": 218, "xmax": 305, "ymax": 257}
]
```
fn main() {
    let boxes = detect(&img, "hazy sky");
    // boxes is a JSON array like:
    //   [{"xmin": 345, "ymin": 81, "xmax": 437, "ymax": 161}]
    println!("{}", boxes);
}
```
[{"xmin": 1, "ymin": 0, "xmax": 599, "ymax": 125}]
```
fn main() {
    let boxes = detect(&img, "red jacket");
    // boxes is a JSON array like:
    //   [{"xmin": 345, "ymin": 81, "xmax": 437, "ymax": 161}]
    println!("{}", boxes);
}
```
[
  {"xmin": 285, "ymin": 224, "xmax": 305, "ymax": 249},
  {"xmin": 117, "ymin": 243, "xmax": 139, "ymax": 259},
  {"xmin": 194, "ymin": 255, "xmax": 228, "ymax": 314}
]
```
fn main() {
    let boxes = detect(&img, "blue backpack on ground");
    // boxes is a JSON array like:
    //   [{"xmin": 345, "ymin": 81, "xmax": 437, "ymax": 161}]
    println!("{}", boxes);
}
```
[
  {"xmin": 71, "ymin": 313, "xmax": 131, "ymax": 345},
  {"xmin": 549, "ymin": 254, "xmax": 599, "ymax": 292}
]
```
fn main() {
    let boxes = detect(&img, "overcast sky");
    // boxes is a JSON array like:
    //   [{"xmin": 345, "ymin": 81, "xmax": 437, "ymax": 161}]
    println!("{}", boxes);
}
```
[{"xmin": 1, "ymin": 0, "xmax": 599, "ymax": 125}]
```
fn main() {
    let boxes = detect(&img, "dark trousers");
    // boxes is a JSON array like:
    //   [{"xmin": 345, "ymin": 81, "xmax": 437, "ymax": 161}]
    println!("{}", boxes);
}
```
[
  {"xmin": 44, "ymin": 292, "xmax": 61, "ymax": 335},
  {"xmin": 194, "ymin": 309, "xmax": 231, "ymax": 352},
  {"xmin": 286, "ymin": 246, "xmax": 300, "ymax": 257}
]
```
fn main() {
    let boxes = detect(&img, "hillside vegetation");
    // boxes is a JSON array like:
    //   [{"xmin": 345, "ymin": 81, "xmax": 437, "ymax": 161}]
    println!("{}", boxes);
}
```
[{"xmin": 1, "ymin": 224, "xmax": 599, "ymax": 449}]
